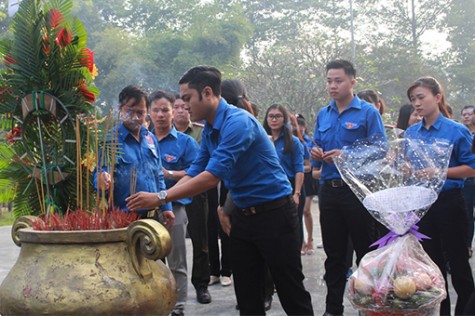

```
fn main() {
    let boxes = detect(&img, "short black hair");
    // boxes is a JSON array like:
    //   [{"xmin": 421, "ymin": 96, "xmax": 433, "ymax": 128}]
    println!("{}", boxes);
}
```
[
  {"xmin": 150, "ymin": 89, "xmax": 176, "ymax": 105},
  {"xmin": 118, "ymin": 85, "xmax": 150, "ymax": 110},
  {"xmin": 461, "ymin": 105, "xmax": 475, "ymax": 114},
  {"xmin": 178, "ymin": 65, "xmax": 222, "ymax": 97},
  {"xmin": 326, "ymin": 59, "xmax": 356, "ymax": 78}
]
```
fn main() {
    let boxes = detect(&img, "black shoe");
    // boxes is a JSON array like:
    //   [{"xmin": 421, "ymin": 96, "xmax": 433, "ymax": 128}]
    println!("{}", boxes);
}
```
[
  {"xmin": 264, "ymin": 296, "xmax": 273, "ymax": 311},
  {"xmin": 196, "ymin": 287, "xmax": 211, "ymax": 304}
]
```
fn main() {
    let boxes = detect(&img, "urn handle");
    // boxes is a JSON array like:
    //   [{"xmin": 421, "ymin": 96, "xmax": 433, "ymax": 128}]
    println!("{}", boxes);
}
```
[
  {"xmin": 11, "ymin": 216, "xmax": 38, "ymax": 247},
  {"xmin": 127, "ymin": 219, "xmax": 172, "ymax": 279}
]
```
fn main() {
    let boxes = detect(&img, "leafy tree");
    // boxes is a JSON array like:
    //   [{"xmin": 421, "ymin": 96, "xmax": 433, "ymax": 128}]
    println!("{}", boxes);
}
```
[
  {"xmin": 444, "ymin": 0, "xmax": 475, "ymax": 106},
  {"xmin": 240, "ymin": 30, "xmax": 352, "ymax": 124},
  {"xmin": 366, "ymin": 0, "xmax": 451, "ymax": 53},
  {"xmin": 0, "ymin": 0, "xmax": 11, "ymax": 35},
  {"xmin": 67, "ymin": 0, "xmax": 252, "ymax": 110}
]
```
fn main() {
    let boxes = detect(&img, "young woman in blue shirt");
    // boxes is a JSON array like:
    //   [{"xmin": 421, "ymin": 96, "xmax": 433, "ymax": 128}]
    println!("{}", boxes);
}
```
[
  {"xmin": 263, "ymin": 104, "xmax": 304, "ymax": 207},
  {"xmin": 405, "ymin": 76, "xmax": 475, "ymax": 315}
]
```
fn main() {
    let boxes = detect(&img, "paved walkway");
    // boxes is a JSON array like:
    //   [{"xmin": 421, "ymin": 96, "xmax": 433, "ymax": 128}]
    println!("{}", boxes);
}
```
[{"xmin": 0, "ymin": 203, "xmax": 468, "ymax": 315}]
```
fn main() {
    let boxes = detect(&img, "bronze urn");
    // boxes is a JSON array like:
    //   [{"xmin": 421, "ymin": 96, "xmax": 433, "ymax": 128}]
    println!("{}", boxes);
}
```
[{"xmin": 0, "ymin": 217, "xmax": 176, "ymax": 315}]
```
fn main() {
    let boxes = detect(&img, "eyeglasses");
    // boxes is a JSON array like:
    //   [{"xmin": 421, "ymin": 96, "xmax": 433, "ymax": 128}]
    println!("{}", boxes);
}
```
[{"xmin": 268, "ymin": 114, "xmax": 283, "ymax": 120}]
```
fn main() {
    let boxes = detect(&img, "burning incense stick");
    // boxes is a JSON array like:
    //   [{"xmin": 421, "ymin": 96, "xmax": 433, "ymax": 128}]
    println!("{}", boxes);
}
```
[{"xmin": 130, "ymin": 165, "xmax": 138, "ymax": 195}]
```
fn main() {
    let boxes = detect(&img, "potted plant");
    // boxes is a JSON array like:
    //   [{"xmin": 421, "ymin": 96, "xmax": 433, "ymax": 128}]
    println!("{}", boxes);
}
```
[{"xmin": 0, "ymin": 1, "xmax": 176, "ymax": 315}]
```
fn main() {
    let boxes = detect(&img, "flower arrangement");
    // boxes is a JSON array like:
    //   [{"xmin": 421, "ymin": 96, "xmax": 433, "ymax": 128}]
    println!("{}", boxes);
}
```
[
  {"xmin": 334, "ymin": 137, "xmax": 452, "ymax": 315},
  {"xmin": 0, "ymin": 0, "xmax": 112, "ymax": 226}
]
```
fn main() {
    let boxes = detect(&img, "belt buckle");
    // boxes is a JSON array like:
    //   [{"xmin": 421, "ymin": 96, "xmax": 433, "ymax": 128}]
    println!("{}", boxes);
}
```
[
  {"xmin": 243, "ymin": 206, "xmax": 257, "ymax": 216},
  {"xmin": 331, "ymin": 179, "xmax": 344, "ymax": 187}
]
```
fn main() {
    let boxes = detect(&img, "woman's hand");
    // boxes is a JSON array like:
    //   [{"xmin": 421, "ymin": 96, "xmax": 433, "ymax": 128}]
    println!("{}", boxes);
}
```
[{"xmin": 293, "ymin": 192, "xmax": 300, "ymax": 205}]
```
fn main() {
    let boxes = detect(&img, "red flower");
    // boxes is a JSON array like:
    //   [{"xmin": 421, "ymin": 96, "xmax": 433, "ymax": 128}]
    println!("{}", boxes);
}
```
[
  {"xmin": 12, "ymin": 127, "xmax": 20, "ymax": 137},
  {"xmin": 47, "ymin": 9, "xmax": 64, "ymax": 28},
  {"xmin": 79, "ymin": 48, "xmax": 94, "ymax": 73},
  {"xmin": 6, "ymin": 127, "xmax": 21, "ymax": 144},
  {"xmin": 55, "ymin": 28, "xmax": 72, "ymax": 47},
  {"xmin": 4, "ymin": 54, "xmax": 16, "ymax": 65},
  {"xmin": 78, "ymin": 84, "xmax": 95, "ymax": 103}
]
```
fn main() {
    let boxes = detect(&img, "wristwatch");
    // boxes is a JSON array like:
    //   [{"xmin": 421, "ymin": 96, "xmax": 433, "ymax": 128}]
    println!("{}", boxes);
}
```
[{"xmin": 157, "ymin": 190, "xmax": 168, "ymax": 205}]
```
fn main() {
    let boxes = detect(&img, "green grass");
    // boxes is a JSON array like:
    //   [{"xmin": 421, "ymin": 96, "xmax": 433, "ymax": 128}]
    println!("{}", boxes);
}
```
[{"xmin": 0, "ymin": 211, "xmax": 14, "ymax": 226}]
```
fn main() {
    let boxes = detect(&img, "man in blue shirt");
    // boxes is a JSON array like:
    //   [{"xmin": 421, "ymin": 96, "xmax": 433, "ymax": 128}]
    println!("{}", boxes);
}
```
[
  {"xmin": 94, "ymin": 85, "xmax": 174, "ymax": 225},
  {"xmin": 149, "ymin": 89, "xmax": 200, "ymax": 316},
  {"xmin": 127, "ymin": 66, "xmax": 314, "ymax": 315},
  {"xmin": 310, "ymin": 60, "xmax": 386, "ymax": 316},
  {"xmin": 173, "ymin": 95, "xmax": 213, "ymax": 303}
]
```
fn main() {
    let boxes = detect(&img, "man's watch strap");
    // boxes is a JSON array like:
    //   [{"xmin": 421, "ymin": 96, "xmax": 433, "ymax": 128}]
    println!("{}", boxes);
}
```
[{"xmin": 157, "ymin": 190, "xmax": 168, "ymax": 205}]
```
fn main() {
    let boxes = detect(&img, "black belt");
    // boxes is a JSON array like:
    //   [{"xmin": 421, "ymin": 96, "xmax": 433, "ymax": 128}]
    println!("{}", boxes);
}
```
[
  {"xmin": 241, "ymin": 195, "xmax": 292, "ymax": 216},
  {"xmin": 324, "ymin": 179, "xmax": 347, "ymax": 188}
]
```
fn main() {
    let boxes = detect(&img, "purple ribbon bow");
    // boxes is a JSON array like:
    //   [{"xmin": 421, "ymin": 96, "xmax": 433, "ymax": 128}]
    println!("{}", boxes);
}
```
[{"xmin": 370, "ymin": 225, "xmax": 430, "ymax": 249}]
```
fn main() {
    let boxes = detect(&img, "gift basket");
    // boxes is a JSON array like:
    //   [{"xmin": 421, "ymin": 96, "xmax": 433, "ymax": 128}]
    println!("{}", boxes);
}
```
[{"xmin": 334, "ymin": 137, "xmax": 453, "ymax": 316}]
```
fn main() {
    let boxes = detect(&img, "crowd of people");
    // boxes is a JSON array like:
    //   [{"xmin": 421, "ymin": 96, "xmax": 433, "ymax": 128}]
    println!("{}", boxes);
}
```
[{"xmin": 94, "ymin": 60, "xmax": 475, "ymax": 316}]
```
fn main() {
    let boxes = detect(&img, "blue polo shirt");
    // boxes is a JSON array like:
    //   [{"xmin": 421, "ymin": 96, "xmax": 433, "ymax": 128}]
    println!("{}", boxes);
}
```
[
  {"xmin": 405, "ymin": 114, "xmax": 475, "ymax": 192},
  {"xmin": 157, "ymin": 126, "xmax": 199, "ymax": 205},
  {"xmin": 93, "ymin": 123, "xmax": 172, "ymax": 213},
  {"xmin": 186, "ymin": 98, "xmax": 292, "ymax": 208},
  {"xmin": 273, "ymin": 132, "xmax": 304, "ymax": 180},
  {"xmin": 311, "ymin": 96, "xmax": 386, "ymax": 181}
]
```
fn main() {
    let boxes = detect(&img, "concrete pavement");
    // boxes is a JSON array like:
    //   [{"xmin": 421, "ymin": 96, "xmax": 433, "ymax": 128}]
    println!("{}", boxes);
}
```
[{"xmin": 0, "ymin": 203, "xmax": 466, "ymax": 315}]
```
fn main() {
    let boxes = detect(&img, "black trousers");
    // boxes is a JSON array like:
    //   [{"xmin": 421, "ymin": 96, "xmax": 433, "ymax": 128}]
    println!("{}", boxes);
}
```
[
  {"xmin": 418, "ymin": 189, "xmax": 474, "ymax": 315},
  {"xmin": 289, "ymin": 177, "xmax": 306, "ymax": 246},
  {"xmin": 319, "ymin": 183, "xmax": 378, "ymax": 315},
  {"xmin": 231, "ymin": 198, "xmax": 313, "ymax": 315},
  {"xmin": 185, "ymin": 192, "xmax": 210, "ymax": 290},
  {"xmin": 207, "ymin": 186, "xmax": 232, "ymax": 277},
  {"xmin": 463, "ymin": 179, "xmax": 475, "ymax": 248}
]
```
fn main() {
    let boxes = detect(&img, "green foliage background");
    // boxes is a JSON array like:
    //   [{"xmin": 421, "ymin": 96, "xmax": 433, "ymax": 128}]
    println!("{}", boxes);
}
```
[
  {"xmin": 2, "ymin": 0, "xmax": 466, "ymax": 123},
  {"xmin": 0, "ymin": 0, "xmax": 473, "ymax": 208}
]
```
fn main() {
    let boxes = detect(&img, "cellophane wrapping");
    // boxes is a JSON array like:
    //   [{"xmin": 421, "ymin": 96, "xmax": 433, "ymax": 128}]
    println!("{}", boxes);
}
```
[
  {"xmin": 333, "ymin": 137, "xmax": 453, "ymax": 315},
  {"xmin": 348, "ymin": 234, "xmax": 446, "ymax": 316}
]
